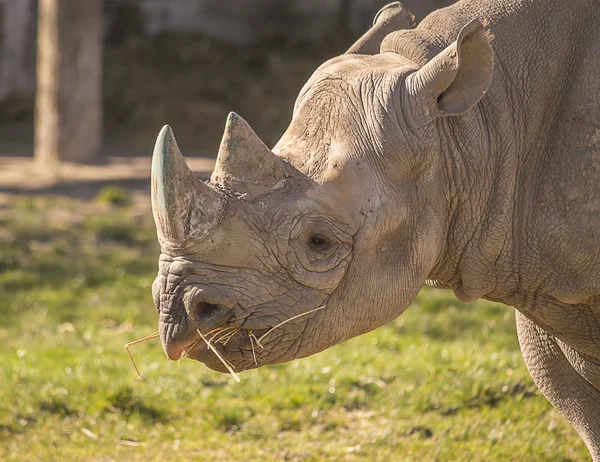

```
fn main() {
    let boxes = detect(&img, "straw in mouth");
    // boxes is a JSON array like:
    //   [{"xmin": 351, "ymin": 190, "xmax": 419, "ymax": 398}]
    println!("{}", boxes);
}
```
[
  {"xmin": 256, "ymin": 305, "xmax": 326, "ymax": 345},
  {"xmin": 124, "ymin": 304, "xmax": 326, "ymax": 381},
  {"xmin": 197, "ymin": 329, "xmax": 241, "ymax": 382}
]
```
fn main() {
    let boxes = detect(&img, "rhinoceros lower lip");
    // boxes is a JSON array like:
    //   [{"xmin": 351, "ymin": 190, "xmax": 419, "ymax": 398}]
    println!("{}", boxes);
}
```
[
  {"xmin": 179, "ymin": 337, "xmax": 208, "ymax": 360},
  {"xmin": 164, "ymin": 335, "xmax": 208, "ymax": 361}
]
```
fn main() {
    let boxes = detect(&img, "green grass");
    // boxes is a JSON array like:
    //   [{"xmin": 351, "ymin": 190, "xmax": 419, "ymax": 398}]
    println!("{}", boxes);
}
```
[
  {"xmin": 0, "ymin": 195, "xmax": 589, "ymax": 461},
  {"xmin": 95, "ymin": 186, "xmax": 133, "ymax": 208}
]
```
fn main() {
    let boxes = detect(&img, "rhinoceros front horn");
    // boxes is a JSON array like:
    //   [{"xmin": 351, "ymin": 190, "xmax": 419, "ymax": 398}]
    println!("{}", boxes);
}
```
[
  {"xmin": 151, "ymin": 125, "xmax": 223, "ymax": 253},
  {"xmin": 211, "ymin": 112, "xmax": 289, "ymax": 197}
]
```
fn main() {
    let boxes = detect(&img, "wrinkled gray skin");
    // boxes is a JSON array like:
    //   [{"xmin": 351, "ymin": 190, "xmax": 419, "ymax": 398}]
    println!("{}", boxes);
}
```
[{"xmin": 151, "ymin": 0, "xmax": 600, "ymax": 457}]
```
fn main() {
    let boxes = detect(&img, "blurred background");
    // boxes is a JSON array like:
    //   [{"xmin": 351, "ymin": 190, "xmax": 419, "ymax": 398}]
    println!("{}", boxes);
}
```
[
  {"xmin": 0, "ymin": 0, "xmax": 452, "ymax": 175},
  {"xmin": 0, "ymin": 1, "xmax": 589, "ymax": 461}
]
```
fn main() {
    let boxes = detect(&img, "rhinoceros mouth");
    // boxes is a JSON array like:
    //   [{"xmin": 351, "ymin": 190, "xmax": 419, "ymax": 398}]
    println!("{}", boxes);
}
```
[
  {"xmin": 162, "ymin": 302, "xmax": 327, "ymax": 373},
  {"xmin": 160, "ymin": 313, "xmax": 235, "ymax": 361},
  {"xmin": 168, "ymin": 324, "xmax": 254, "ymax": 372}
]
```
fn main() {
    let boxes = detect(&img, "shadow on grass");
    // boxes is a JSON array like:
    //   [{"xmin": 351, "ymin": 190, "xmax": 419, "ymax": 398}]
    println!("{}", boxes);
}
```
[
  {"xmin": 38, "ymin": 397, "xmax": 78, "ymax": 417},
  {"xmin": 105, "ymin": 387, "xmax": 169, "ymax": 424},
  {"xmin": 426, "ymin": 380, "xmax": 539, "ymax": 416}
]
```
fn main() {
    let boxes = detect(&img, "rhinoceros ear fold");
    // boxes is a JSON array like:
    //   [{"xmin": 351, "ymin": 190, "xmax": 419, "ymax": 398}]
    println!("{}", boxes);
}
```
[
  {"xmin": 212, "ymin": 112, "xmax": 290, "ymax": 198},
  {"xmin": 151, "ymin": 125, "xmax": 223, "ymax": 253},
  {"xmin": 405, "ymin": 19, "xmax": 493, "ymax": 120},
  {"xmin": 346, "ymin": 2, "xmax": 413, "ymax": 55}
]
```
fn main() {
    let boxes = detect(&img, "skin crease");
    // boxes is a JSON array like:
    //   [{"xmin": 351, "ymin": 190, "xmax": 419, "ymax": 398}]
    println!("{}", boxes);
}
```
[{"xmin": 151, "ymin": 0, "xmax": 600, "ymax": 458}]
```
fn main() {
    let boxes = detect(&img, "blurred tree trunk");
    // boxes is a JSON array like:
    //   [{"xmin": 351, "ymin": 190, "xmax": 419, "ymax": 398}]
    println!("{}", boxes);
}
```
[{"xmin": 34, "ymin": 0, "xmax": 102, "ymax": 166}]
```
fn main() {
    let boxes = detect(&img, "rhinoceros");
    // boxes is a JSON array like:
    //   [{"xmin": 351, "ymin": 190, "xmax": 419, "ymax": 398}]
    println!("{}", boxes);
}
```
[{"xmin": 150, "ymin": 0, "xmax": 600, "ymax": 457}]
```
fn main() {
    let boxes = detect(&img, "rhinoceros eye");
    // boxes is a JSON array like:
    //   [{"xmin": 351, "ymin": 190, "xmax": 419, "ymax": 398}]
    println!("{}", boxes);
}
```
[{"xmin": 308, "ymin": 234, "xmax": 331, "ymax": 252}]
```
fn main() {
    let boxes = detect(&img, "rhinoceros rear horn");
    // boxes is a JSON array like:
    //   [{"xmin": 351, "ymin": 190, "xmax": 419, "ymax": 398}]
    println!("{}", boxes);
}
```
[
  {"xmin": 151, "ymin": 125, "xmax": 223, "ymax": 253},
  {"xmin": 211, "ymin": 112, "xmax": 289, "ymax": 197},
  {"xmin": 346, "ymin": 2, "xmax": 413, "ymax": 55}
]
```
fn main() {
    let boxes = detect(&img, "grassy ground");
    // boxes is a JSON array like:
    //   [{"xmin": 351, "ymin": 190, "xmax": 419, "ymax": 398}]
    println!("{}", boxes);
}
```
[{"xmin": 0, "ymin": 192, "xmax": 588, "ymax": 461}]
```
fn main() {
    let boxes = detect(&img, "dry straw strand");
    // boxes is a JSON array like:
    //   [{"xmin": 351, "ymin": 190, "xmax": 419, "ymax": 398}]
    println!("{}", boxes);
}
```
[
  {"xmin": 197, "ymin": 329, "xmax": 241, "ymax": 383},
  {"xmin": 249, "ymin": 330, "xmax": 258, "ymax": 365},
  {"xmin": 209, "ymin": 326, "xmax": 237, "ymax": 345},
  {"xmin": 257, "ymin": 305, "xmax": 326, "ymax": 345},
  {"xmin": 249, "ymin": 332, "xmax": 264, "ymax": 349},
  {"xmin": 204, "ymin": 326, "xmax": 226, "ymax": 338},
  {"xmin": 124, "ymin": 331, "xmax": 160, "ymax": 379},
  {"xmin": 220, "ymin": 328, "xmax": 240, "ymax": 346}
]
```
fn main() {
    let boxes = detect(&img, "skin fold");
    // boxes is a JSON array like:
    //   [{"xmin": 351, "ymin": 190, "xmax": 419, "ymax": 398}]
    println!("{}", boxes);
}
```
[{"xmin": 150, "ymin": 1, "xmax": 600, "ymax": 458}]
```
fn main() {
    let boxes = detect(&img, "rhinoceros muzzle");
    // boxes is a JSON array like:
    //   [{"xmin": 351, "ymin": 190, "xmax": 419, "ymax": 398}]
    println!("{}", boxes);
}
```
[
  {"xmin": 159, "ymin": 300, "xmax": 231, "ymax": 361},
  {"xmin": 156, "ymin": 276, "xmax": 239, "ymax": 360}
]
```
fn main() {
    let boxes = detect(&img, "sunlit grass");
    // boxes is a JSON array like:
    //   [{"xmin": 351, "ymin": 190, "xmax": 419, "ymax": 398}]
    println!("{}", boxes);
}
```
[{"xmin": 0, "ymin": 194, "xmax": 588, "ymax": 461}]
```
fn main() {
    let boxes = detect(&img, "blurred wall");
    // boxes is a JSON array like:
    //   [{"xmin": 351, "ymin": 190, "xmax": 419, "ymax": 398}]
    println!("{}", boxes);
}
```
[
  {"xmin": 0, "ymin": 0, "xmax": 455, "ymax": 104},
  {"xmin": 105, "ymin": 0, "xmax": 455, "ymax": 46}
]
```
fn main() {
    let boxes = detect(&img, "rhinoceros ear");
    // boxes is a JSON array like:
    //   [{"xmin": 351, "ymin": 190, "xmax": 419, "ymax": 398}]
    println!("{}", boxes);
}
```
[
  {"xmin": 211, "ymin": 112, "xmax": 289, "ymax": 197},
  {"xmin": 346, "ymin": 2, "xmax": 413, "ymax": 55},
  {"xmin": 151, "ymin": 125, "xmax": 223, "ymax": 253},
  {"xmin": 404, "ymin": 19, "xmax": 493, "ymax": 119}
]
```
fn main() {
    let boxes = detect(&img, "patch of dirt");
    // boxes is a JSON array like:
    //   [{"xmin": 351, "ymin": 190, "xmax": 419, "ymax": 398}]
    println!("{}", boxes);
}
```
[{"xmin": 0, "ymin": 155, "xmax": 214, "ymax": 213}]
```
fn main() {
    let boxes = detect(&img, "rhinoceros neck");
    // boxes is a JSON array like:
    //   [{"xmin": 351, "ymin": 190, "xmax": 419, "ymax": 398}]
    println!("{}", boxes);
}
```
[
  {"xmin": 427, "ymin": 0, "xmax": 597, "ymax": 303},
  {"xmin": 428, "ymin": 105, "xmax": 519, "ymax": 302}
]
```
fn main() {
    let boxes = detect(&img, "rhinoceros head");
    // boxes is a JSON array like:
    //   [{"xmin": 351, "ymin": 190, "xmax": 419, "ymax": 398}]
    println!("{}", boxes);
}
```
[
  {"xmin": 151, "ymin": 115, "xmax": 358, "ymax": 371},
  {"xmin": 151, "ymin": 12, "xmax": 493, "ymax": 373}
]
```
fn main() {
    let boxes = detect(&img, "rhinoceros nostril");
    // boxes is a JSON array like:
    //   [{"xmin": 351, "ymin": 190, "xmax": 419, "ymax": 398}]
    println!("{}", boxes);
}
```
[{"xmin": 193, "ymin": 301, "xmax": 222, "ymax": 322}]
